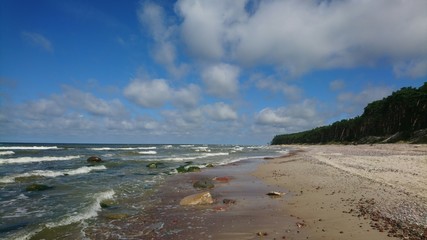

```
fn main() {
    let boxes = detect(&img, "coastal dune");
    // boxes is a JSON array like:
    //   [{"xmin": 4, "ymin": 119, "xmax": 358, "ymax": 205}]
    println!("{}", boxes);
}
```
[{"xmin": 254, "ymin": 144, "xmax": 427, "ymax": 239}]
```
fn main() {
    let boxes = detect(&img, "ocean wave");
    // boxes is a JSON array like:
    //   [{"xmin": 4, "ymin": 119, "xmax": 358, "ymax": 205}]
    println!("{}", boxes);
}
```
[
  {"xmin": 0, "ymin": 146, "xmax": 60, "ymax": 150},
  {"xmin": 139, "ymin": 151, "xmax": 157, "ymax": 155},
  {"xmin": 0, "ymin": 155, "xmax": 81, "ymax": 165},
  {"xmin": 89, "ymin": 146, "xmax": 157, "ymax": 151},
  {"xmin": 179, "ymin": 145, "xmax": 194, "ymax": 147},
  {"xmin": 0, "ymin": 166, "xmax": 107, "ymax": 183},
  {"xmin": 155, "ymin": 152, "xmax": 229, "ymax": 162},
  {"xmin": 192, "ymin": 146, "xmax": 211, "ymax": 152},
  {"xmin": 46, "ymin": 190, "xmax": 115, "ymax": 228},
  {"xmin": 0, "ymin": 151, "xmax": 15, "ymax": 156}
]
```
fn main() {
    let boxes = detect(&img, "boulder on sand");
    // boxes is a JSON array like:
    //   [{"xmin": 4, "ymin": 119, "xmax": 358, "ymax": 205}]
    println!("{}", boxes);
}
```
[
  {"xmin": 179, "ymin": 191, "xmax": 214, "ymax": 206},
  {"xmin": 87, "ymin": 156, "xmax": 102, "ymax": 163}
]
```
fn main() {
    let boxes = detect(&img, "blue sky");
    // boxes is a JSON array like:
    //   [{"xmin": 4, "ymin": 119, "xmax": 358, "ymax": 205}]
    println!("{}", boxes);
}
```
[{"xmin": 1, "ymin": 0, "xmax": 426, "ymax": 144}]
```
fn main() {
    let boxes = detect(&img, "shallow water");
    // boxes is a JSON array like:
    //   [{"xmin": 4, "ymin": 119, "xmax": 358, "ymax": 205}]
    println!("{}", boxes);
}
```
[{"xmin": 0, "ymin": 143, "xmax": 287, "ymax": 239}]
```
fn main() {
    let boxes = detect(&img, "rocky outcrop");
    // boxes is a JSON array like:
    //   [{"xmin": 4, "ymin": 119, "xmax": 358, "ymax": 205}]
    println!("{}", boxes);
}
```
[{"xmin": 179, "ymin": 191, "xmax": 214, "ymax": 206}]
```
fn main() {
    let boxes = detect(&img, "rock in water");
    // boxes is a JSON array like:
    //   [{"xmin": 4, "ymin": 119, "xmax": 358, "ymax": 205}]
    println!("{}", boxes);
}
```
[
  {"xmin": 25, "ymin": 183, "xmax": 52, "ymax": 191},
  {"xmin": 146, "ymin": 162, "xmax": 163, "ymax": 168},
  {"xmin": 87, "ymin": 156, "xmax": 102, "ymax": 163},
  {"xmin": 179, "ymin": 191, "xmax": 214, "ymax": 206},
  {"xmin": 193, "ymin": 178, "xmax": 215, "ymax": 189}
]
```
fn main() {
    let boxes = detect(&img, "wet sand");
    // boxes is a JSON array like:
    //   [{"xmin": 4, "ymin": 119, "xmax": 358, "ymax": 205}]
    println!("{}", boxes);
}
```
[{"xmin": 254, "ymin": 144, "xmax": 427, "ymax": 239}]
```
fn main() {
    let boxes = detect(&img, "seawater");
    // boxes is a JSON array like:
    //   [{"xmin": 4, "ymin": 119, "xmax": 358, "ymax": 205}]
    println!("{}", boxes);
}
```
[{"xmin": 0, "ymin": 143, "xmax": 288, "ymax": 239}]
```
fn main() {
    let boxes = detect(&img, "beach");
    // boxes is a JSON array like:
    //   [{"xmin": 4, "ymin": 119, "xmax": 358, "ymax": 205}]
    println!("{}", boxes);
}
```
[
  {"xmin": 254, "ymin": 144, "xmax": 427, "ymax": 239},
  {"xmin": 116, "ymin": 144, "xmax": 427, "ymax": 240}
]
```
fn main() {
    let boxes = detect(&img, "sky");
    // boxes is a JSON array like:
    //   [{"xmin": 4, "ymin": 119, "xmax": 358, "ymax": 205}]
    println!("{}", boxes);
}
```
[{"xmin": 1, "ymin": 0, "xmax": 426, "ymax": 145}]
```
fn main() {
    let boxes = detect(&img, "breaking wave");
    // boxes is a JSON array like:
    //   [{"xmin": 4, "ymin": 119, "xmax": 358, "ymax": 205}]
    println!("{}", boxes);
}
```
[
  {"xmin": 0, "ymin": 165, "xmax": 107, "ymax": 183},
  {"xmin": 0, "ymin": 146, "xmax": 60, "ymax": 150},
  {"xmin": 0, "ymin": 155, "xmax": 81, "ymax": 165}
]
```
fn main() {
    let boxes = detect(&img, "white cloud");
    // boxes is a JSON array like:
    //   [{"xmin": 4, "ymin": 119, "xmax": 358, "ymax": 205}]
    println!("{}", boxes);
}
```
[
  {"xmin": 201, "ymin": 63, "xmax": 240, "ymax": 98},
  {"xmin": 393, "ymin": 59, "xmax": 427, "ymax": 79},
  {"xmin": 176, "ymin": 0, "xmax": 247, "ymax": 60},
  {"xmin": 255, "ymin": 100, "xmax": 323, "ymax": 132},
  {"xmin": 138, "ymin": 2, "xmax": 188, "ymax": 78},
  {"xmin": 337, "ymin": 85, "xmax": 393, "ymax": 115},
  {"xmin": 203, "ymin": 102, "xmax": 238, "ymax": 121},
  {"xmin": 22, "ymin": 31, "xmax": 54, "ymax": 53},
  {"xmin": 124, "ymin": 79, "xmax": 172, "ymax": 108},
  {"xmin": 173, "ymin": 84, "xmax": 201, "ymax": 108},
  {"xmin": 62, "ymin": 86, "xmax": 127, "ymax": 117},
  {"xmin": 175, "ymin": 0, "xmax": 427, "ymax": 77},
  {"xmin": 124, "ymin": 78, "xmax": 201, "ymax": 108},
  {"xmin": 255, "ymin": 76, "xmax": 302, "ymax": 100}
]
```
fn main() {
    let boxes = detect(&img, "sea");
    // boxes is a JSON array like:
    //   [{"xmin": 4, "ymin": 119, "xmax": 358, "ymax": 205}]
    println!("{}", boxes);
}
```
[{"xmin": 0, "ymin": 143, "xmax": 288, "ymax": 239}]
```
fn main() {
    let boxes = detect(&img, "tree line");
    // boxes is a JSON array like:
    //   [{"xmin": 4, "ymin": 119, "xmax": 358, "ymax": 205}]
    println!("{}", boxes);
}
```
[{"xmin": 271, "ymin": 82, "xmax": 427, "ymax": 145}]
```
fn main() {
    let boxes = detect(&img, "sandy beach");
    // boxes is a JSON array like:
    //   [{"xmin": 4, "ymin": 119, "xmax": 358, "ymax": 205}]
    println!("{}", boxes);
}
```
[
  {"xmin": 254, "ymin": 144, "xmax": 427, "ymax": 239},
  {"xmin": 88, "ymin": 144, "xmax": 427, "ymax": 239}
]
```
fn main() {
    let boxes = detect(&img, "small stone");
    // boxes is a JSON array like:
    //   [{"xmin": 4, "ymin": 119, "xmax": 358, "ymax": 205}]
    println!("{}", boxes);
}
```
[
  {"xmin": 223, "ymin": 199, "xmax": 236, "ymax": 204},
  {"xmin": 213, "ymin": 176, "xmax": 231, "ymax": 183},
  {"xmin": 267, "ymin": 191, "xmax": 285, "ymax": 197},
  {"xmin": 256, "ymin": 232, "xmax": 268, "ymax": 236}
]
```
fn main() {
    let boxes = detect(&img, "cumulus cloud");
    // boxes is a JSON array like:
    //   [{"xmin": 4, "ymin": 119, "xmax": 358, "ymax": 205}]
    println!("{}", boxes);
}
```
[
  {"xmin": 62, "ymin": 86, "xmax": 127, "ymax": 117},
  {"xmin": 203, "ymin": 102, "xmax": 238, "ymax": 121},
  {"xmin": 175, "ymin": 0, "xmax": 247, "ymax": 60},
  {"xmin": 255, "ymin": 75, "xmax": 303, "ymax": 100},
  {"xmin": 124, "ymin": 79, "xmax": 172, "ymax": 108},
  {"xmin": 175, "ymin": 0, "xmax": 427, "ymax": 77},
  {"xmin": 201, "ymin": 63, "xmax": 240, "ymax": 98},
  {"xmin": 255, "ymin": 100, "xmax": 323, "ymax": 132},
  {"xmin": 22, "ymin": 31, "xmax": 54, "ymax": 53},
  {"xmin": 138, "ymin": 1, "xmax": 188, "ymax": 78},
  {"xmin": 172, "ymin": 84, "xmax": 201, "ymax": 108},
  {"xmin": 124, "ymin": 78, "xmax": 200, "ymax": 108}
]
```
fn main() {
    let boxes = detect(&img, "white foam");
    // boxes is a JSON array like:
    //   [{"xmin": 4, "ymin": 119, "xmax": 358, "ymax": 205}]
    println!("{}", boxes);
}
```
[
  {"xmin": 89, "ymin": 146, "xmax": 157, "ymax": 151},
  {"xmin": 139, "ymin": 151, "xmax": 157, "ymax": 155},
  {"xmin": 46, "ymin": 190, "xmax": 115, "ymax": 228},
  {"xmin": 193, "ymin": 146, "xmax": 211, "ymax": 152},
  {"xmin": 0, "ymin": 155, "xmax": 81, "ymax": 165},
  {"xmin": 180, "ymin": 145, "xmax": 194, "ymax": 147},
  {"xmin": 0, "ymin": 146, "xmax": 60, "ymax": 150},
  {"xmin": 163, "ymin": 145, "xmax": 173, "ymax": 149},
  {"xmin": 157, "ymin": 152, "xmax": 229, "ymax": 162},
  {"xmin": 0, "ymin": 150, "xmax": 15, "ymax": 156},
  {"xmin": 0, "ymin": 165, "xmax": 107, "ymax": 183}
]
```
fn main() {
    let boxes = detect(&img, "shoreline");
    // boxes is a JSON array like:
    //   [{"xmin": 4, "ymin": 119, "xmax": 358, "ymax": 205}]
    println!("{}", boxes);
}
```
[
  {"xmin": 88, "ymin": 158, "xmax": 308, "ymax": 239},
  {"xmin": 87, "ymin": 144, "xmax": 427, "ymax": 239}
]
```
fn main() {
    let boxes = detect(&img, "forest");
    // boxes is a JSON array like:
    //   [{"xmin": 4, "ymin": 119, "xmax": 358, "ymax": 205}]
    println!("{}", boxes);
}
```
[{"xmin": 271, "ymin": 82, "xmax": 427, "ymax": 145}]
